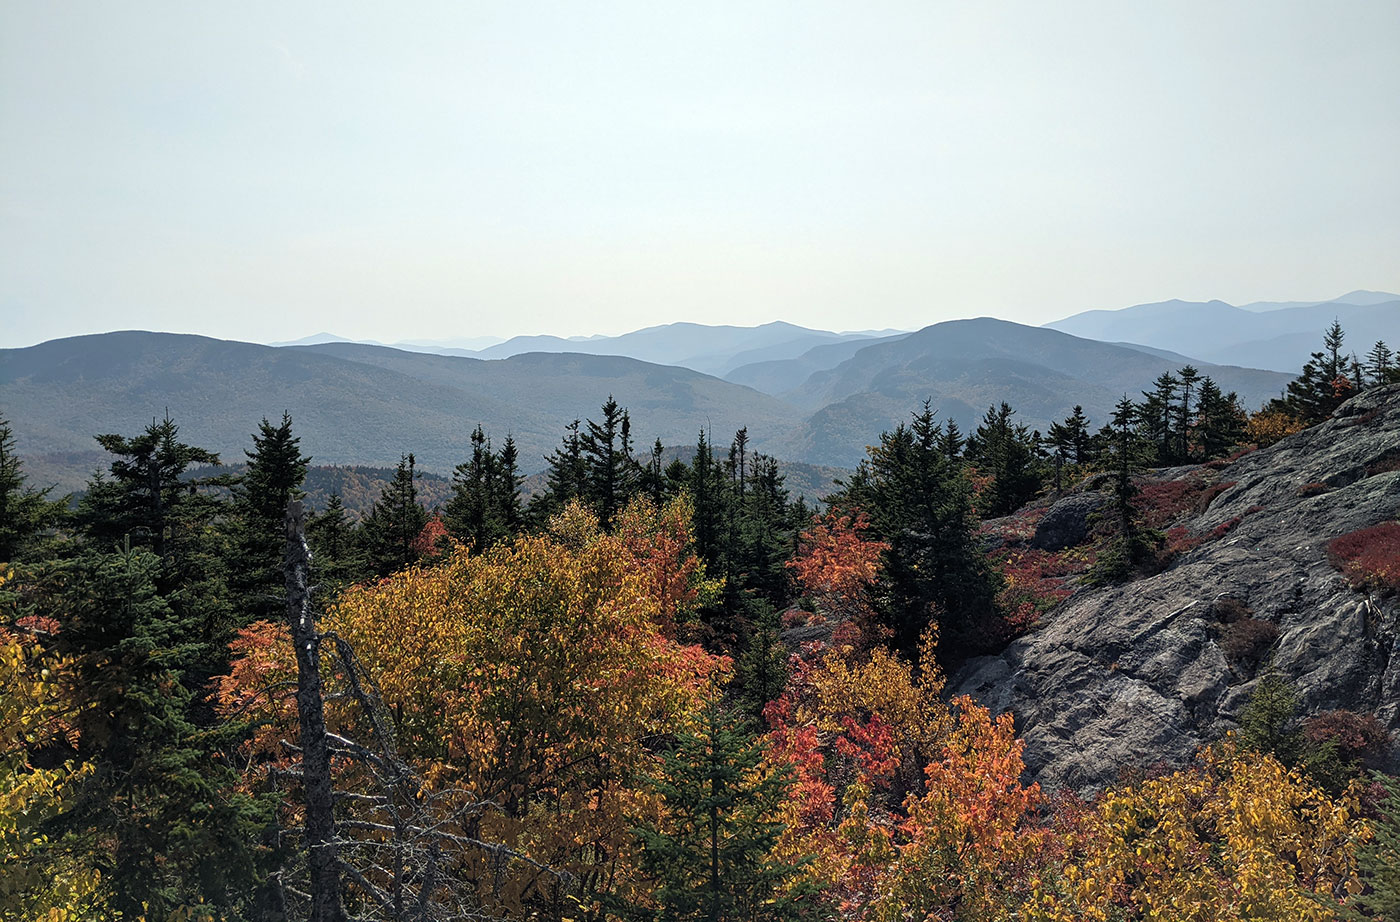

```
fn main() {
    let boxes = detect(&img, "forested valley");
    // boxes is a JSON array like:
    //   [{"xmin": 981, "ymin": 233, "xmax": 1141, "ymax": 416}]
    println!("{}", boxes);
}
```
[{"xmin": 3, "ymin": 324, "xmax": 1399, "ymax": 921}]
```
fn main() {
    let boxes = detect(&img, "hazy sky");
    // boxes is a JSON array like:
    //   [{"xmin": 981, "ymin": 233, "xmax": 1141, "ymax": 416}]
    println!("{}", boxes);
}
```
[{"xmin": 3, "ymin": 1, "xmax": 1397, "ymax": 348}]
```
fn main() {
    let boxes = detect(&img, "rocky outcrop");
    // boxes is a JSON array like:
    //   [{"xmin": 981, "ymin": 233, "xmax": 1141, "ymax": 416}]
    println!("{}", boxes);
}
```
[
  {"xmin": 953, "ymin": 384, "xmax": 1400, "ymax": 792},
  {"xmin": 1031, "ymin": 492, "xmax": 1108, "ymax": 551}
]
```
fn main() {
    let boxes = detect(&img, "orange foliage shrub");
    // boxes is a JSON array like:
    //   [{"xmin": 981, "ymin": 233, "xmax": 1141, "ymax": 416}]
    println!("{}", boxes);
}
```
[{"xmin": 1247, "ymin": 410, "xmax": 1306, "ymax": 448}]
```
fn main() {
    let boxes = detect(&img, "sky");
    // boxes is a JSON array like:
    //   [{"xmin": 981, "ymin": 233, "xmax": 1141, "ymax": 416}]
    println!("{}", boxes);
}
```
[{"xmin": 2, "ymin": 1, "xmax": 1398, "ymax": 348}]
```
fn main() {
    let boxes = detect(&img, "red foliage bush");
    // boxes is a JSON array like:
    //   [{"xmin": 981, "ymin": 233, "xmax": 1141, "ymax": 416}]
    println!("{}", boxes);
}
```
[
  {"xmin": 1303, "ymin": 710, "xmax": 1391, "ymax": 767},
  {"xmin": 1327, "ymin": 522, "xmax": 1400, "ymax": 593},
  {"xmin": 1220, "ymin": 617, "xmax": 1278, "ymax": 663},
  {"xmin": 1136, "ymin": 477, "xmax": 1236, "ymax": 528}
]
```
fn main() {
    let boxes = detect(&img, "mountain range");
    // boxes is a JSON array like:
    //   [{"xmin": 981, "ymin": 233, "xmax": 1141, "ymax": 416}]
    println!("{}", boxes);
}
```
[
  {"xmin": 4, "ymin": 307, "xmax": 1300, "ymax": 492},
  {"xmin": 1046, "ymin": 290, "xmax": 1399, "ymax": 373}
]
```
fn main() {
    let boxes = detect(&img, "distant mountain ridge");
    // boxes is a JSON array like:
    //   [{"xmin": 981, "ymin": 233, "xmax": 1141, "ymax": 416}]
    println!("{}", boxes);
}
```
[
  {"xmin": 4, "ymin": 320, "xmax": 1296, "ymax": 492},
  {"xmin": 272, "ymin": 321, "xmax": 904, "ymax": 377},
  {"xmin": 1046, "ymin": 291, "xmax": 1400, "ymax": 372},
  {"xmin": 1, "ymin": 331, "xmax": 801, "ymax": 493}
]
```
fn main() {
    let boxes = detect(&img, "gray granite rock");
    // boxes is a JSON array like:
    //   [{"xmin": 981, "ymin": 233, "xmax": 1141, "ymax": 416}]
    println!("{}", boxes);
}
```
[
  {"xmin": 953, "ymin": 384, "xmax": 1400, "ymax": 793},
  {"xmin": 1031, "ymin": 492, "xmax": 1109, "ymax": 551}
]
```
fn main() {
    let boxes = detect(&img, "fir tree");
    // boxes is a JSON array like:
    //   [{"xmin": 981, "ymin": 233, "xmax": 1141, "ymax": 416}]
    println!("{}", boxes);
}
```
[
  {"xmin": 1175, "ymin": 365, "xmax": 1202, "ymax": 463},
  {"xmin": 1063, "ymin": 404, "xmax": 1094, "ymax": 465},
  {"xmin": 1139, "ymin": 372, "xmax": 1178, "ymax": 464},
  {"xmin": 625, "ymin": 700, "xmax": 830, "ymax": 922}
]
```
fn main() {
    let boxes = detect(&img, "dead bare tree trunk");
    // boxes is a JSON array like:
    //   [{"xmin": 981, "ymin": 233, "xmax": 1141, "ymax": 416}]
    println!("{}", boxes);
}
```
[{"xmin": 286, "ymin": 499, "xmax": 347, "ymax": 922}]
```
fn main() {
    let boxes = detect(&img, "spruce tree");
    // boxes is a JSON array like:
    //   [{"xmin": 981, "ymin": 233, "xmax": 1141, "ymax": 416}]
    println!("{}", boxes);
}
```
[
  {"xmin": 580, "ymin": 396, "xmax": 640, "ymax": 530},
  {"xmin": 1090, "ymin": 396, "xmax": 1156, "ymax": 583},
  {"xmin": 1365, "ymin": 340, "xmax": 1397, "ymax": 386},
  {"xmin": 231, "ymin": 413, "xmax": 310, "ymax": 624},
  {"xmin": 1268, "ymin": 321, "xmax": 1356, "ymax": 423},
  {"xmin": 833, "ymin": 404, "xmax": 1000, "ymax": 659},
  {"xmin": 358, "ymin": 453, "xmax": 429, "ymax": 576},
  {"xmin": 964, "ymin": 402, "xmax": 1044, "ymax": 517},
  {"xmin": 308, "ymin": 492, "xmax": 365, "ymax": 588},
  {"xmin": 534, "ymin": 419, "xmax": 587, "ymax": 522},
  {"xmin": 625, "ymin": 700, "xmax": 830, "ymax": 922},
  {"xmin": 56, "ymin": 540, "xmax": 269, "ymax": 914},
  {"xmin": 0, "ymin": 414, "xmax": 67, "ymax": 562}
]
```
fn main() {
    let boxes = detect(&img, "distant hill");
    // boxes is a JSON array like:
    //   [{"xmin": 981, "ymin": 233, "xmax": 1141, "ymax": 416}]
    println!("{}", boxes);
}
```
[
  {"xmin": 1046, "ymin": 292, "xmax": 1400, "ymax": 372},
  {"xmin": 723, "ymin": 333, "xmax": 910, "ymax": 396},
  {"xmin": 436, "ymin": 321, "xmax": 891, "ymax": 376},
  {"xmin": 771, "ymin": 318, "xmax": 1294, "ymax": 467},
  {"xmin": 4, "ymin": 322, "xmax": 1299, "ymax": 490},
  {"xmin": 0, "ymin": 332, "xmax": 802, "ymax": 493}
]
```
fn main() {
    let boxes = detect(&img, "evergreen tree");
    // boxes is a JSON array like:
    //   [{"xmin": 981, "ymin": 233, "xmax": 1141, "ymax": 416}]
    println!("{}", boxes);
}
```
[
  {"xmin": 1139, "ymin": 372, "xmax": 1179, "ymax": 464},
  {"xmin": 1194, "ymin": 378, "xmax": 1246, "ymax": 460},
  {"xmin": 689, "ymin": 430, "xmax": 725, "ymax": 569},
  {"xmin": 1268, "ymin": 321, "xmax": 1356, "ymax": 423},
  {"xmin": 535, "ymin": 419, "xmax": 587, "ymax": 521},
  {"xmin": 1090, "ymin": 396, "xmax": 1156, "ymax": 583},
  {"xmin": 1365, "ymin": 340, "xmax": 1397, "ymax": 386},
  {"xmin": 732, "ymin": 601, "xmax": 789, "ymax": 723},
  {"xmin": 1348, "ymin": 772, "xmax": 1400, "ymax": 921},
  {"xmin": 307, "ymin": 492, "xmax": 365, "ymax": 588},
  {"xmin": 0, "ymin": 414, "xmax": 67, "ymax": 562},
  {"xmin": 1046, "ymin": 420, "xmax": 1072, "ymax": 495},
  {"xmin": 1063, "ymin": 404, "xmax": 1095, "ymax": 465},
  {"xmin": 580, "ymin": 396, "xmax": 640, "ymax": 530},
  {"xmin": 833, "ymin": 404, "xmax": 1000, "ymax": 659},
  {"xmin": 625, "ymin": 700, "xmax": 830, "ymax": 922},
  {"xmin": 358, "ymin": 453, "xmax": 429, "ymax": 576},
  {"xmin": 230, "ymin": 413, "xmax": 310, "ymax": 624},
  {"xmin": 937, "ymin": 417, "xmax": 964, "ymax": 460},
  {"xmin": 639, "ymin": 438, "xmax": 671, "ymax": 504},
  {"xmin": 964, "ymin": 402, "xmax": 1044, "ymax": 518},
  {"xmin": 76, "ymin": 415, "xmax": 236, "ymax": 682},
  {"xmin": 446, "ymin": 425, "xmax": 513, "ymax": 551},
  {"xmin": 54, "ymin": 542, "xmax": 271, "ymax": 916},
  {"xmin": 1175, "ymin": 365, "xmax": 1202, "ymax": 463},
  {"xmin": 494, "ymin": 433, "xmax": 524, "ymax": 537}
]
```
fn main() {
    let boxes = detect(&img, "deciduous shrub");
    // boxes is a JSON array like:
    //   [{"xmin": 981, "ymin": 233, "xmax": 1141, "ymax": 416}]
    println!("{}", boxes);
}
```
[
  {"xmin": 1327, "ymin": 522, "xmax": 1400, "ymax": 593},
  {"xmin": 1246, "ymin": 410, "xmax": 1306, "ymax": 447},
  {"xmin": 1221, "ymin": 617, "xmax": 1279, "ymax": 665},
  {"xmin": 1303, "ymin": 709, "xmax": 1391, "ymax": 769}
]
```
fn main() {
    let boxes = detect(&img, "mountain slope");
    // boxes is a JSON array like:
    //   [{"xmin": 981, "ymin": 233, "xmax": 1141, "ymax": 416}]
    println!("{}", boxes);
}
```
[
  {"xmin": 772, "ymin": 319, "xmax": 1293, "ymax": 467},
  {"xmin": 955, "ymin": 384, "xmax": 1400, "ymax": 790},
  {"xmin": 0, "ymin": 332, "xmax": 800, "ymax": 492}
]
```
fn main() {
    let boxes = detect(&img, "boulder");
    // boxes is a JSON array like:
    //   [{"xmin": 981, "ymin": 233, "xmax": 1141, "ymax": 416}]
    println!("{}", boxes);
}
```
[{"xmin": 1031, "ymin": 492, "xmax": 1109, "ymax": 551}]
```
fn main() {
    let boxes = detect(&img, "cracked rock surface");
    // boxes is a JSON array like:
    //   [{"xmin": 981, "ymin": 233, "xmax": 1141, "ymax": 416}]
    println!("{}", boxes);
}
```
[{"xmin": 952, "ymin": 384, "xmax": 1400, "ymax": 792}]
